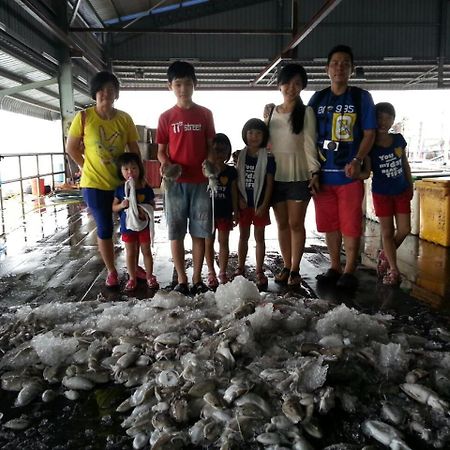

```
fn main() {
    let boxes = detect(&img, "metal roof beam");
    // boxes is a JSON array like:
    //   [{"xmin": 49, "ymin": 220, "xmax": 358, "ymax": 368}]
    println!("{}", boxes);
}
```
[
  {"xmin": 69, "ymin": 27, "xmax": 291, "ymax": 35},
  {"xmin": 253, "ymin": 0, "xmax": 343, "ymax": 85},
  {"xmin": 123, "ymin": 0, "xmax": 272, "ymax": 29},
  {"xmin": 0, "ymin": 77, "xmax": 57, "ymax": 98}
]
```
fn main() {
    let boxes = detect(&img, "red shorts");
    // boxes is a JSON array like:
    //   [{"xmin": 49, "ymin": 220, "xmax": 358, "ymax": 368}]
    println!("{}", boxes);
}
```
[
  {"xmin": 215, "ymin": 217, "xmax": 233, "ymax": 232},
  {"xmin": 121, "ymin": 227, "xmax": 151, "ymax": 244},
  {"xmin": 372, "ymin": 188, "xmax": 412, "ymax": 217},
  {"xmin": 239, "ymin": 207, "xmax": 270, "ymax": 228},
  {"xmin": 313, "ymin": 181, "xmax": 364, "ymax": 238}
]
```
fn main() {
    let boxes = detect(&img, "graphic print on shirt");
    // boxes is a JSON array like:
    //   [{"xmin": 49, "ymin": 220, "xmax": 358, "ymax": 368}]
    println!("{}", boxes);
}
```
[
  {"xmin": 96, "ymin": 126, "xmax": 120, "ymax": 166},
  {"xmin": 245, "ymin": 162, "xmax": 256, "ymax": 191},
  {"xmin": 377, "ymin": 146, "xmax": 404, "ymax": 179},
  {"xmin": 332, "ymin": 112, "xmax": 356, "ymax": 142},
  {"xmin": 170, "ymin": 121, "xmax": 202, "ymax": 133},
  {"xmin": 215, "ymin": 176, "xmax": 229, "ymax": 200}
]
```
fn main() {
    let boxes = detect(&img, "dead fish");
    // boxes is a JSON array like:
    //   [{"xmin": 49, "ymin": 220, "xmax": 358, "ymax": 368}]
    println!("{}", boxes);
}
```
[
  {"xmin": 223, "ymin": 383, "xmax": 248, "ymax": 404},
  {"xmin": 115, "ymin": 350, "xmax": 141, "ymax": 369},
  {"xmin": 42, "ymin": 389, "xmax": 57, "ymax": 403},
  {"xmin": 235, "ymin": 393, "xmax": 272, "ymax": 416},
  {"xmin": 3, "ymin": 417, "xmax": 30, "ymax": 430},
  {"xmin": 162, "ymin": 164, "xmax": 182, "ymax": 190},
  {"xmin": 202, "ymin": 160, "xmax": 219, "ymax": 194},
  {"xmin": 362, "ymin": 419, "xmax": 412, "ymax": 450},
  {"xmin": 64, "ymin": 389, "xmax": 80, "ymax": 401},
  {"xmin": 154, "ymin": 332, "xmax": 180, "ymax": 348},
  {"xmin": 62, "ymin": 375, "xmax": 94, "ymax": 391},
  {"xmin": 381, "ymin": 402, "xmax": 405, "ymax": 425},
  {"xmin": 400, "ymin": 383, "xmax": 449, "ymax": 414},
  {"xmin": 15, "ymin": 379, "xmax": 43, "ymax": 407},
  {"xmin": 281, "ymin": 396, "xmax": 304, "ymax": 424},
  {"xmin": 233, "ymin": 302, "xmax": 256, "ymax": 320}
]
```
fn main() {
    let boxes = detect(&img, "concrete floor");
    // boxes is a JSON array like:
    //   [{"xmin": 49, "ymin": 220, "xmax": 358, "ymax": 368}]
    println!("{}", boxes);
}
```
[{"xmin": 0, "ymin": 190, "xmax": 449, "ymax": 317}]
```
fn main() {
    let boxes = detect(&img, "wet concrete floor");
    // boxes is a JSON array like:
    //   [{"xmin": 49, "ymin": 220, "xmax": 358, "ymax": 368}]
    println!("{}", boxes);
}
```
[{"xmin": 0, "ymin": 191, "xmax": 449, "ymax": 319}]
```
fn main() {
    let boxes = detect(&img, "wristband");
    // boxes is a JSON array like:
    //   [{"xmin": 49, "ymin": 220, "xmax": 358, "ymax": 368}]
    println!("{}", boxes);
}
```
[{"xmin": 352, "ymin": 157, "xmax": 363, "ymax": 166}]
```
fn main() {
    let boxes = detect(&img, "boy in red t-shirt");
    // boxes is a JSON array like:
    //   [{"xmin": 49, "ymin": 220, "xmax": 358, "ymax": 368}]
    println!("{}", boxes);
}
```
[{"xmin": 157, "ymin": 61, "xmax": 216, "ymax": 296}]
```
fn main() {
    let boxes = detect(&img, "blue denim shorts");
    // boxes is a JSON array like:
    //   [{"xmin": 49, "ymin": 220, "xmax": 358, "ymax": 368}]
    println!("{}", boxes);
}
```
[
  {"xmin": 165, "ymin": 182, "xmax": 212, "ymax": 240},
  {"xmin": 82, "ymin": 188, "xmax": 114, "ymax": 239}
]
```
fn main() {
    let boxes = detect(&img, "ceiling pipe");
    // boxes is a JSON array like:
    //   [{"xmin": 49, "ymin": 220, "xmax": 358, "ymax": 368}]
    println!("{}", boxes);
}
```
[{"xmin": 252, "ymin": 0, "xmax": 343, "ymax": 85}]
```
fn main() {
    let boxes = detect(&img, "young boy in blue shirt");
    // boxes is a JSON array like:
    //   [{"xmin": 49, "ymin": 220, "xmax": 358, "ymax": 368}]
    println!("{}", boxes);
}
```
[{"xmin": 156, "ymin": 61, "xmax": 216, "ymax": 296}]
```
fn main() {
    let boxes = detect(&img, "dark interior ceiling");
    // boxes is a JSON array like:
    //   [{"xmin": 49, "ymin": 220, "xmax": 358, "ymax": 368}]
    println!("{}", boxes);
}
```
[{"xmin": 0, "ymin": 0, "xmax": 449, "ymax": 119}]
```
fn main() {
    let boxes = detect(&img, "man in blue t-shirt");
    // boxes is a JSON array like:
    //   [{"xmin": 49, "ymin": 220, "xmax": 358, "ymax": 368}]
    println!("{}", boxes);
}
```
[{"xmin": 308, "ymin": 45, "xmax": 376, "ymax": 290}]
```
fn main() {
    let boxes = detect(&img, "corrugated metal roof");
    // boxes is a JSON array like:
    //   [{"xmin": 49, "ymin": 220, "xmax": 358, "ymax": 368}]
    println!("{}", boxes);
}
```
[{"xmin": 0, "ymin": 0, "xmax": 449, "ymax": 119}]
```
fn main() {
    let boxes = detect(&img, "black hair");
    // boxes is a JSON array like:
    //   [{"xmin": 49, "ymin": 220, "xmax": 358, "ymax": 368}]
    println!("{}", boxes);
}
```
[
  {"xmin": 167, "ymin": 60, "xmax": 197, "ymax": 84},
  {"xmin": 90, "ymin": 71, "xmax": 120, "ymax": 100},
  {"xmin": 242, "ymin": 118, "xmax": 269, "ymax": 148},
  {"xmin": 375, "ymin": 102, "xmax": 396, "ymax": 119},
  {"xmin": 327, "ymin": 44, "xmax": 354, "ymax": 66},
  {"xmin": 277, "ymin": 63, "xmax": 308, "ymax": 135},
  {"xmin": 212, "ymin": 133, "xmax": 232, "ymax": 162},
  {"xmin": 277, "ymin": 63, "xmax": 308, "ymax": 89},
  {"xmin": 116, "ymin": 153, "xmax": 146, "ymax": 184}
]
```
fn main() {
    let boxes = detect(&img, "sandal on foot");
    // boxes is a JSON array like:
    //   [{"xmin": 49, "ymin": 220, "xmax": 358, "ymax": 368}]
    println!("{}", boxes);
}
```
[
  {"xmin": 218, "ymin": 272, "xmax": 229, "ymax": 284},
  {"xmin": 147, "ymin": 275, "xmax": 159, "ymax": 290},
  {"xmin": 256, "ymin": 271, "xmax": 268, "ymax": 290},
  {"xmin": 377, "ymin": 250, "xmax": 390, "ymax": 279},
  {"xmin": 233, "ymin": 267, "xmax": 246, "ymax": 278},
  {"xmin": 383, "ymin": 269, "xmax": 401, "ymax": 286},
  {"xmin": 287, "ymin": 271, "xmax": 302, "ymax": 286},
  {"xmin": 191, "ymin": 281, "xmax": 209, "ymax": 296},
  {"xmin": 136, "ymin": 266, "xmax": 147, "ymax": 280},
  {"xmin": 316, "ymin": 268, "xmax": 341, "ymax": 285},
  {"xmin": 207, "ymin": 272, "xmax": 219, "ymax": 289},
  {"xmin": 173, "ymin": 283, "xmax": 190, "ymax": 296},
  {"xmin": 106, "ymin": 270, "xmax": 119, "ymax": 287},
  {"xmin": 124, "ymin": 278, "xmax": 137, "ymax": 291},
  {"xmin": 274, "ymin": 267, "xmax": 290, "ymax": 284},
  {"xmin": 336, "ymin": 273, "xmax": 358, "ymax": 290}
]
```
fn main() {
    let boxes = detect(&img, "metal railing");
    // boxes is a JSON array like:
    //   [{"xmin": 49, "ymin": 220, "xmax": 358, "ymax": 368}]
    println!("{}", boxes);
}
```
[{"xmin": 0, "ymin": 152, "xmax": 66, "ymax": 212}]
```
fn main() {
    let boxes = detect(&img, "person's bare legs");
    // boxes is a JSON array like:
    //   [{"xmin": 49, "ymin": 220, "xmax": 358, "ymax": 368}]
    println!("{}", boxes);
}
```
[
  {"xmin": 342, "ymin": 235, "xmax": 360, "ymax": 274},
  {"xmin": 254, "ymin": 226, "xmax": 266, "ymax": 273},
  {"xmin": 379, "ymin": 213, "xmax": 411, "ymax": 274},
  {"xmin": 287, "ymin": 200, "xmax": 308, "ymax": 273},
  {"xmin": 394, "ymin": 213, "xmax": 411, "ymax": 248},
  {"xmin": 273, "ymin": 201, "xmax": 291, "ymax": 270},
  {"xmin": 379, "ymin": 216, "xmax": 397, "ymax": 272},
  {"xmin": 325, "ymin": 231, "xmax": 343, "ymax": 273},
  {"xmin": 205, "ymin": 235, "xmax": 216, "ymax": 275},
  {"xmin": 124, "ymin": 241, "xmax": 137, "ymax": 280},
  {"xmin": 98, "ymin": 237, "xmax": 116, "ymax": 273},
  {"xmin": 217, "ymin": 229, "xmax": 230, "ymax": 275},
  {"xmin": 171, "ymin": 239, "xmax": 188, "ymax": 284},
  {"xmin": 140, "ymin": 242, "xmax": 154, "ymax": 276},
  {"xmin": 191, "ymin": 236, "xmax": 205, "ymax": 285},
  {"xmin": 238, "ymin": 225, "xmax": 250, "ymax": 271}
]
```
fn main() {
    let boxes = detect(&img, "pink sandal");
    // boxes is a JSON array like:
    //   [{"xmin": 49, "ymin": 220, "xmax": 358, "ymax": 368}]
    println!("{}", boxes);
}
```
[
  {"xmin": 218, "ymin": 272, "xmax": 229, "ymax": 284},
  {"xmin": 207, "ymin": 272, "xmax": 219, "ymax": 289},
  {"xmin": 383, "ymin": 269, "xmax": 401, "ymax": 286},
  {"xmin": 377, "ymin": 250, "xmax": 390, "ymax": 279}
]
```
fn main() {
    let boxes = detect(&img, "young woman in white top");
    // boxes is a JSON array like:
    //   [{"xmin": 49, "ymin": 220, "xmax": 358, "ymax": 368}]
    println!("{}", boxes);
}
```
[{"xmin": 264, "ymin": 64, "xmax": 320, "ymax": 286}]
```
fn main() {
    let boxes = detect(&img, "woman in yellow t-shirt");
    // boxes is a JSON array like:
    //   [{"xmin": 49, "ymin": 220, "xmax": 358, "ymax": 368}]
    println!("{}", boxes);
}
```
[{"xmin": 66, "ymin": 71, "xmax": 140, "ymax": 287}]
